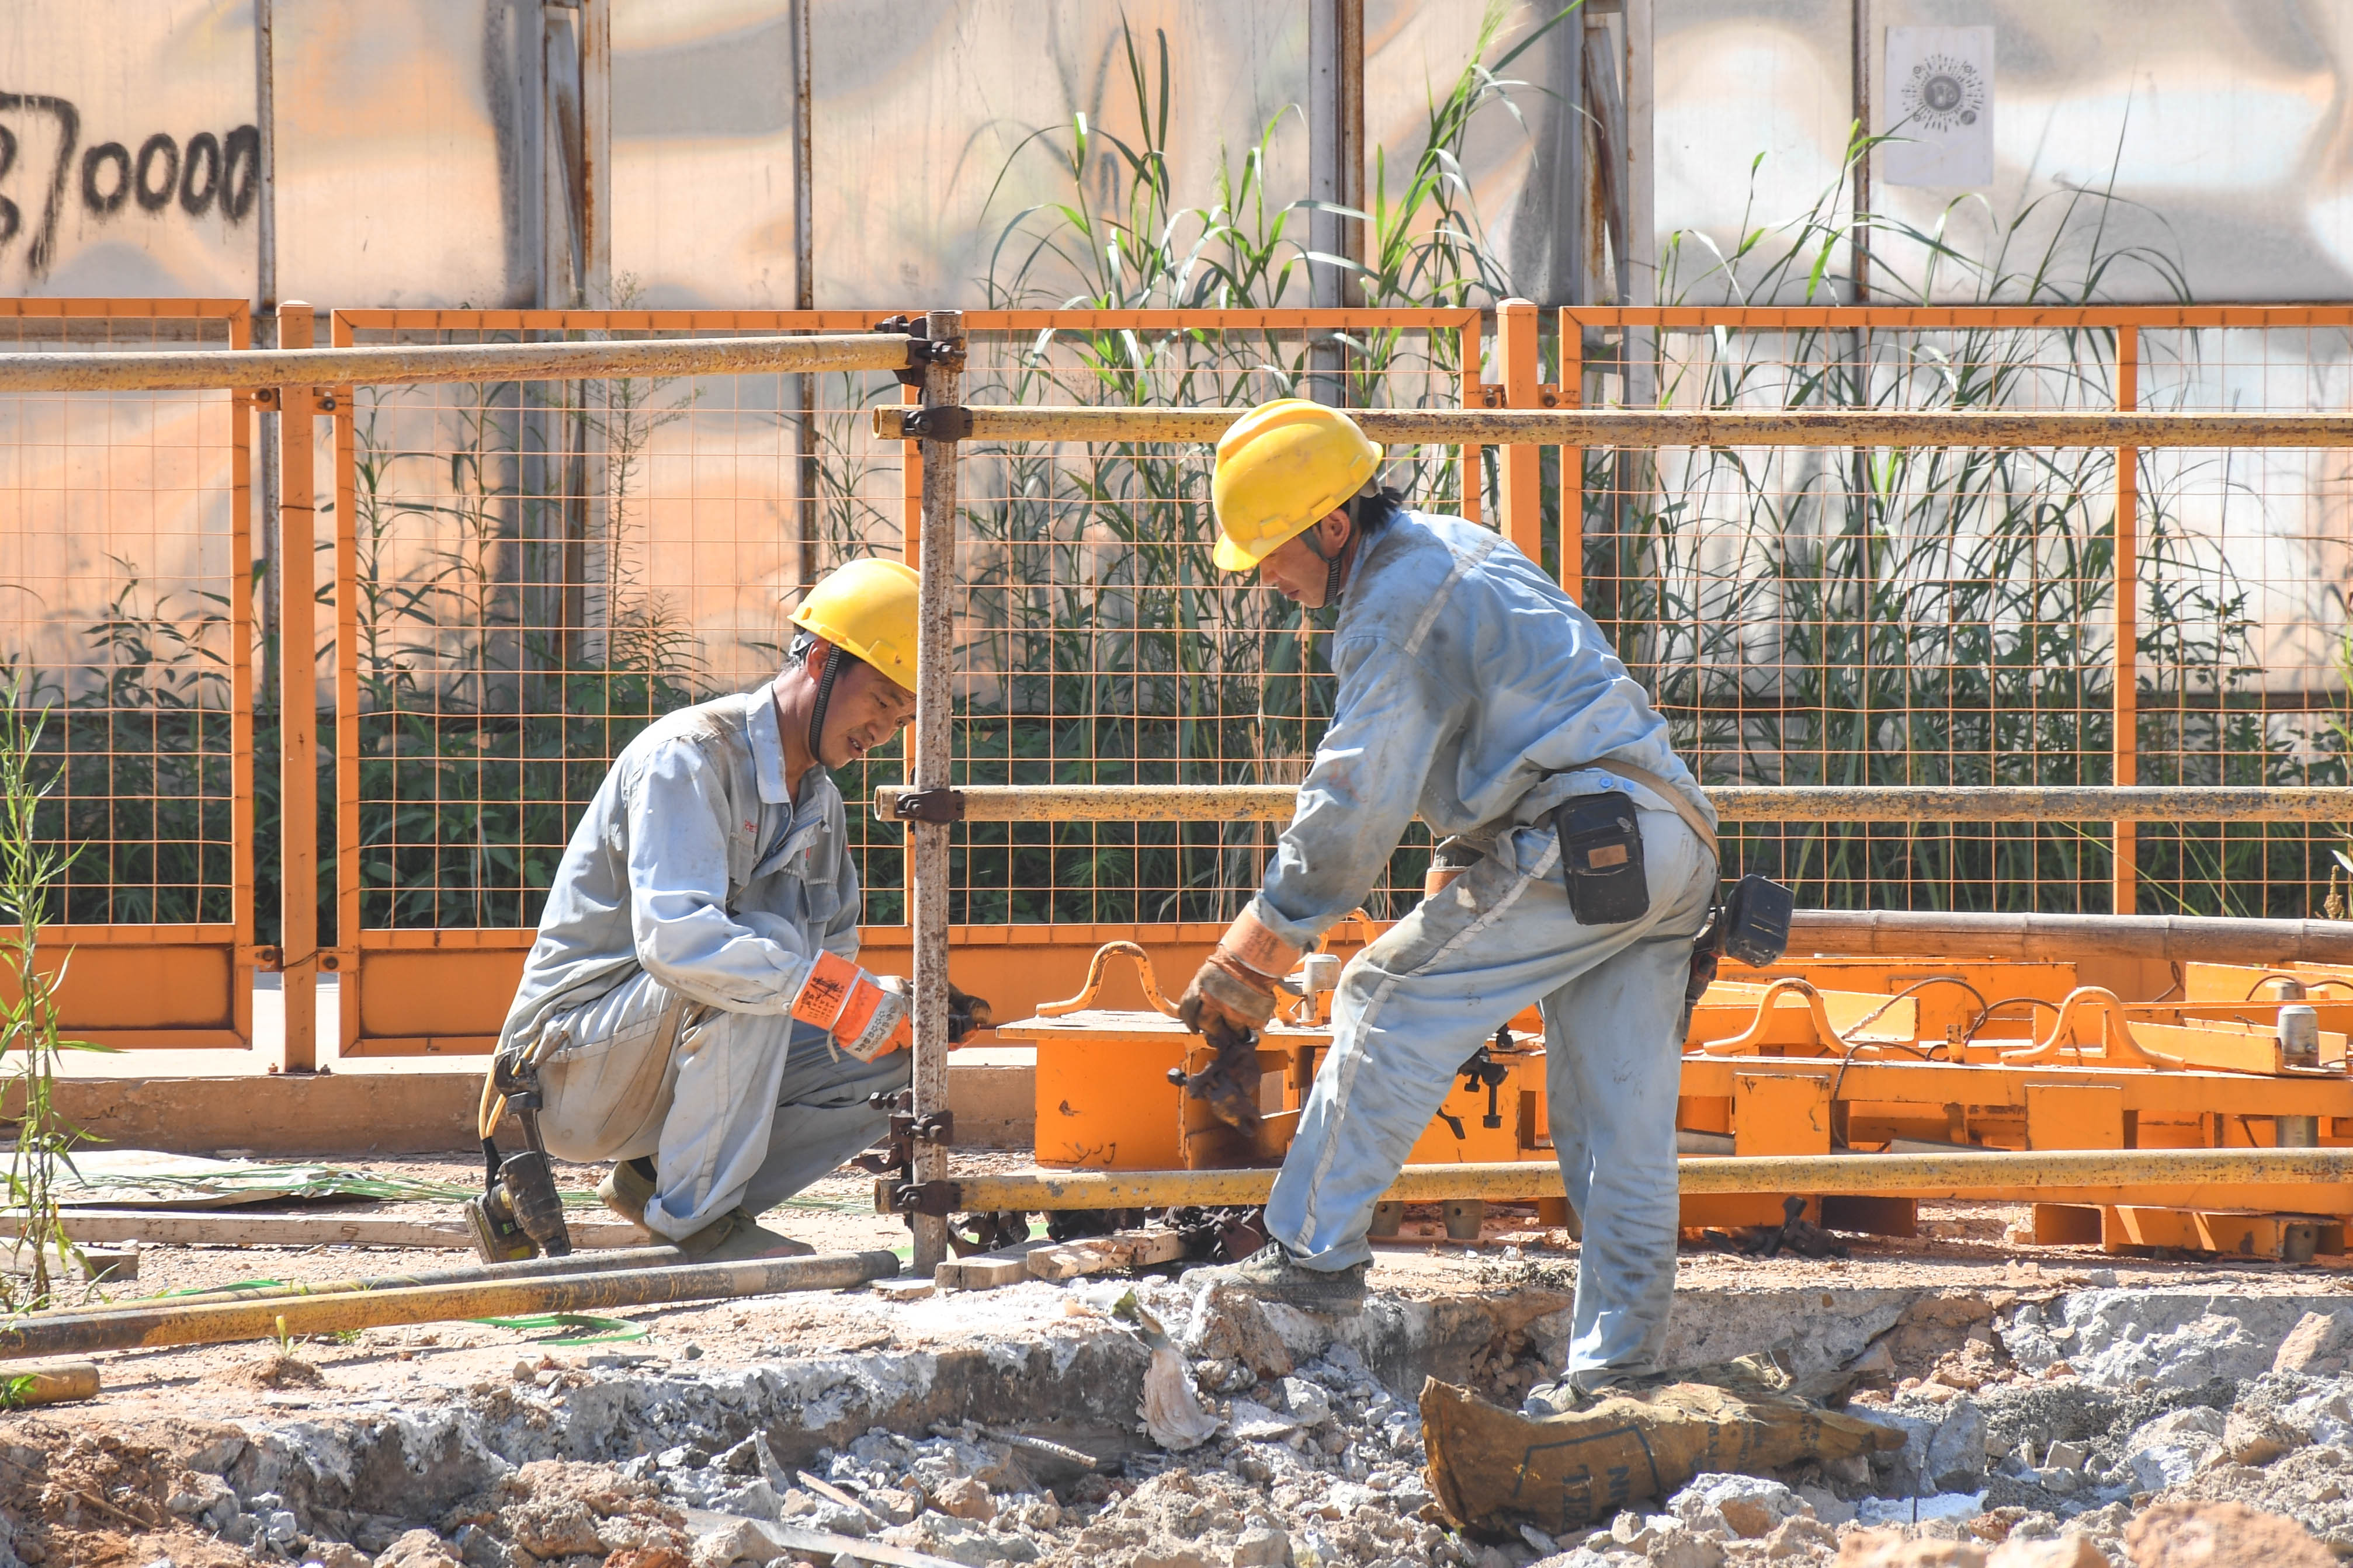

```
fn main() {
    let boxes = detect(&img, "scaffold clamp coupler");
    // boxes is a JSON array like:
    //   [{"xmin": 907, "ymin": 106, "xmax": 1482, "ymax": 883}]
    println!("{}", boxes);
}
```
[
  {"xmin": 912, "ymin": 1111, "xmax": 954, "ymax": 1145},
  {"xmin": 901, "ymin": 404, "xmax": 973, "ymax": 441},
  {"xmin": 895, "ymin": 787, "xmax": 966, "ymax": 823},
  {"xmin": 890, "ymin": 1180, "xmax": 963, "ymax": 1216}
]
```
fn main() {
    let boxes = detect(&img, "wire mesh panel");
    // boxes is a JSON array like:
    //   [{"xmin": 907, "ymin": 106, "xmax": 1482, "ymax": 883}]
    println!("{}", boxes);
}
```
[
  {"xmin": 2133, "ymin": 315, "xmax": 2353, "ymax": 918},
  {"xmin": 0, "ymin": 298, "xmax": 254, "ymax": 1047},
  {"xmin": 945, "ymin": 310, "xmax": 1479, "ymax": 926},
  {"xmin": 328, "ymin": 309, "xmax": 917, "ymax": 1052},
  {"xmin": 1566, "ymin": 306, "xmax": 2353, "ymax": 919}
]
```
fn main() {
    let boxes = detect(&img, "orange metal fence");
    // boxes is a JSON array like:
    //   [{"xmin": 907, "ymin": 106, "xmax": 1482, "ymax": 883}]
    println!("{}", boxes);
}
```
[
  {"xmin": 0, "ymin": 298, "xmax": 255, "ymax": 1049},
  {"xmin": 12, "ymin": 301, "xmax": 2353, "ymax": 1059}
]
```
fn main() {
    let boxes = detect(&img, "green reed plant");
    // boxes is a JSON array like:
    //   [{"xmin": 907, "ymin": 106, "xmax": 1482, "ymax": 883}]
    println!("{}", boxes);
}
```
[{"xmin": 0, "ymin": 675, "xmax": 93, "ymax": 1309}]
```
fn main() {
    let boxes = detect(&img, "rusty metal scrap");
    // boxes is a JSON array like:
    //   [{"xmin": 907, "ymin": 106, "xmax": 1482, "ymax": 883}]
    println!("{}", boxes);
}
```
[
  {"xmin": 873, "ymin": 404, "xmax": 2353, "ymax": 450},
  {"xmin": 0, "ymin": 331, "xmax": 917, "ymax": 393}
]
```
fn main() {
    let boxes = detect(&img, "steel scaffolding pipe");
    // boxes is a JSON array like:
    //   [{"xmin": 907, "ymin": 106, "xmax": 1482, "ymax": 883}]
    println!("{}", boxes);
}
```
[
  {"xmin": 874, "ymin": 783, "xmax": 2353, "ymax": 824},
  {"xmin": 890, "ymin": 1146, "xmax": 2353, "ymax": 1214},
  {"xmin": 0, "ymin": 1249, "xmax": 902, "ymax": 1361},
  {"xmin": 0, "ymin": 331, "xmax": 918, "ymax": 394},
  {"xmin": 1789, "ymin": 909, "xmax": 2353, "ymax": 965},
  {"xmin": 873, "ymin": 405, "xmax": 2353, "ymax": 449}
]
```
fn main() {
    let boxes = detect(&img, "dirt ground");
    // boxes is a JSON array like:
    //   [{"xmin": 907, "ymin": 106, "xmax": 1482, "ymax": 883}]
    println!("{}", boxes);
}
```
[
  {"xmin": 5, "ymin": 1157, "xmax": 2351, "ymax": 1568},
  {"xmin": 40, "ymin": 1161, "xmax": 2335, "ymax": 1424}
]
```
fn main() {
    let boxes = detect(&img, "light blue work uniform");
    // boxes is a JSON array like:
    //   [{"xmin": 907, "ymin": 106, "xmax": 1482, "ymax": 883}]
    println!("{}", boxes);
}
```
[
  {"xmin": 495, "ymin": 684, "xmax": 908, "ymax": 1242},
  {"xmin": 1256, "ymin": 512, "xmax": 1717, "ymax": 1388}
]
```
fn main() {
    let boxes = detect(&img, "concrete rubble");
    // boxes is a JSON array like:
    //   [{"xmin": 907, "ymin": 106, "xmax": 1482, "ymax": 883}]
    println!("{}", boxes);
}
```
[{"xmin": 3, "ymin": 1265, "xmax": 2352, "ymax": 1567}]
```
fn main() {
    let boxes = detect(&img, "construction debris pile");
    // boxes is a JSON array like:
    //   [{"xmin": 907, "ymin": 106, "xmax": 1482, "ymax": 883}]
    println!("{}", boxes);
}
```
[{"xmin": 0, "ymin": 1263, "xmax": 2344, "ymax": 1568}]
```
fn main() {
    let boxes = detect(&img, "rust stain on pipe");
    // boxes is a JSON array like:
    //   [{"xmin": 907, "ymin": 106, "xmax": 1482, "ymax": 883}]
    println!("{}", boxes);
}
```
[
  {"xmin": 873, "ymin": 405, "xmax": 2353, "ymax": 450},
  {"xmin": 0, "ymin": 332, "xmax": 916, "ymax": 393},
  {"xmin": 874, "ymin": 783, "xmax": 2353, "ymax": 824}
]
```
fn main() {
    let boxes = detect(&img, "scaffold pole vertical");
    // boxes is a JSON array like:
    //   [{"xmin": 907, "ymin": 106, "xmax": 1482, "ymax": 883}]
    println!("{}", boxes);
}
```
[
  {"xmin": 909, "ymin": 310, "xmax": 963, "ymax": 1274},
  {"xmin": 2113, "ymin": 325, "xmax": 2140, "ymax": 916},
  {"xmin": 276, "ymin": 302, "xmax": 318, "ymax": 1072}
]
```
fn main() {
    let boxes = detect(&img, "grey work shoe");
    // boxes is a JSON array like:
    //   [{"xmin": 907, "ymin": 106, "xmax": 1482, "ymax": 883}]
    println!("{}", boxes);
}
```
[
  {"xmin": 597, "ymin": 1156, "xmax": 657, "ymax": 1228},
  {"xmin": 1193, "ymin": 1242, "xmax": 1369, "ymax": 1310},
  {"xmin": 674, "ymin": 1207, "xmax": 817, "ymax": 1264},
  {"xmin": 1520, "ymin": 1369, "xmax": 1670, "ymax": 1418}
]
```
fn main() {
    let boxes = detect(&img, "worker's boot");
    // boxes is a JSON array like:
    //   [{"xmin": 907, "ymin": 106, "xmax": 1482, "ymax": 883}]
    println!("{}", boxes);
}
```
[
  {"xmin": 1191, "ymin": 1241, "xmax": 1368, "ymax": 1310},
  {"xmin": 1520, "ymin": 1369, "xmax": 1671, "ymax": 1418},
  {"xmin": 597, "ymin": 1156, "xmax": 658, "ymax": 1228},
  {"xmin": 675, "ymin": 1207, "xmax": 815, "ymax": 1263}
]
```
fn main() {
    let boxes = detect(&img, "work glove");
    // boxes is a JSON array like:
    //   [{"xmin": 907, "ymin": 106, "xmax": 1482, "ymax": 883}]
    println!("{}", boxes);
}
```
[
  {"xmin": 947, "ymin": 981, "xmax": 994, "ymax": 1044},
  {"xmin": 792, "ymin": 953, "xmax": 912, "ymax": 1061},
  {"xmin": 1175, "ymin": 908, "xmax": 1301, "ymax": 1040}
]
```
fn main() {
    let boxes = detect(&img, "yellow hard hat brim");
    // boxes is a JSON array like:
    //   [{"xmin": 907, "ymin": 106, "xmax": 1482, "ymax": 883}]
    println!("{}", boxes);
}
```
[{"xmin": 1212, "ymin": 533, "xmax": 1268, "ymax": 573}]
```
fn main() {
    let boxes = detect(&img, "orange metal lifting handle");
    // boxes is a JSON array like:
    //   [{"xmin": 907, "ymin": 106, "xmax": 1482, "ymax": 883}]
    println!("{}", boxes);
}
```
[
  {"xmin": 1036, "ymin": 942, "xmax": 1184, "ymax": 1020},
  {"xmin": 2001, "ymin": 986, "xmax": 2187, "ymax": 1071}
]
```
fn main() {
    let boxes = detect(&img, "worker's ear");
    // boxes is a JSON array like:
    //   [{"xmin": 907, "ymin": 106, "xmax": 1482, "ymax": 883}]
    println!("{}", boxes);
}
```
[{"xmin": 793, "ymin": 637, "xmax": 835, "ymax": 681}]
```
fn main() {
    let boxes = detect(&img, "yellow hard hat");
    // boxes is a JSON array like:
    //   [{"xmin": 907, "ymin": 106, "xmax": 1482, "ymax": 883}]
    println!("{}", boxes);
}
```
[
  {"xmin": 790, "ymin": 558, "xmax": 920, "ymax": 693},
  {"xmin": 1210, "ymin": 398, "xmax": 1383, "ymax": 572}
]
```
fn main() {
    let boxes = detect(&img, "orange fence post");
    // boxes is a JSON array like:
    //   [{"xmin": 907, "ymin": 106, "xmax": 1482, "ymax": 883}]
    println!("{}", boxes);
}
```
[
  {"xmin": 1495, "ymin": 300, "xmax": 1541, "ymax": 559},
  {"xmin": 276, "ymin": 302, "xmax": 320, "ymax": 1070},
  {"xmin": 2113, "ymin": 325, "xmax": 2140, "ymax": 916},
  {"xmin": 331, "ymin": 311, "xmax": 360, "ymax": 1055}
]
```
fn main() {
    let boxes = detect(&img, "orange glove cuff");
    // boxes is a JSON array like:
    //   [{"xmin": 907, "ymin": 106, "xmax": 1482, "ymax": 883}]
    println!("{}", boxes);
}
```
[
  {"xmin": 832, "ymin": 976, "xmax": 887, "ymax": 1042},
  {"xmin": 792, "ymin": 950, "xmax": 862, "ymax": 1031},
  {"xmin": 1218, "ymin": 908, "xmax": 1303, "ymax": 981}
]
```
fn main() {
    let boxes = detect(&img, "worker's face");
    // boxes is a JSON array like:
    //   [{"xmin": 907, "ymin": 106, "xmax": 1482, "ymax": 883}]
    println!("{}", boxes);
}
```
[
  {"xmin": 1254, "ymin": 510, "xmax": 1352, "ymax": 609},
  {"xmin": 799, "ymin": 640, "xmax": 918, "ymax": 767}
]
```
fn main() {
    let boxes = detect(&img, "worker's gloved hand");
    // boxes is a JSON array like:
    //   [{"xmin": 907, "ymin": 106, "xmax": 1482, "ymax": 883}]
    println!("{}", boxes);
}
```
[
  {"xmin": 1178, "ymin": 951, "xmax": 1280, "ymax": 1038},
  {"xmin": 793, "ymin": 952, "xmax": 912, "ymax": 1061},
  {"xmin": 1177, "ymin": 909, "xmax": 1303, "ymax": 1038},
  {"xmin": 947, "ymin": 981, "xmax": 994, "ymax": 1044}
]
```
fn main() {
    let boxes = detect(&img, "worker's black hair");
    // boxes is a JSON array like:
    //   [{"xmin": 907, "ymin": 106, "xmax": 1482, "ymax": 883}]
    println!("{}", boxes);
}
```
[
  {"xmin": 1344, "ymin": 484, "xmax": 1405, "ymax": 539},
  {"xmin": 787, "ymin": 628, "xmax": 869, "ymax": 673}
]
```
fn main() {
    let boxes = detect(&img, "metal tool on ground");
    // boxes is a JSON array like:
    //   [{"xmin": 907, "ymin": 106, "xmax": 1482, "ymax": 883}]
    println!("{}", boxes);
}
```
[
  {"xmin": 0, "ymin": 1361, "xmax": 100, "ymax": 1409},
  {"xmin": 466, "ymin": 1049, "xmax": 574, "ymax": 1264},
  {"xmin": 0, "ymin": 1249, "xmax": 901, "ymax": 1361}
]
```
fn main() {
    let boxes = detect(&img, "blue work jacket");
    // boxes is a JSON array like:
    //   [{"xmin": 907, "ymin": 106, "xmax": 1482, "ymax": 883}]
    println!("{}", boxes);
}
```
[
  {"xmin": 1247, "ymin": 510, "xmax": 1713, "ymax": 952},
  {"xmin": 497, "ymin": 684, "xmax": 861, "ymax": 1057}
]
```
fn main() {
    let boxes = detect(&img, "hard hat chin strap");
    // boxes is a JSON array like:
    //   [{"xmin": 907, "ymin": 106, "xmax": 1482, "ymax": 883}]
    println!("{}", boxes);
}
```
[
  {"xmin": 807, "ymin": 644, "xmax": 846, "ymax": 768},
  {"xmin": 1305, "ymin": 518, "xmax": 1351, "ymax": 609}
]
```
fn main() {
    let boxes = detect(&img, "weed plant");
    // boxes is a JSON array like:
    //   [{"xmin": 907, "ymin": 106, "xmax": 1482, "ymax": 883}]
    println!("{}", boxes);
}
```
[{"xmin": 0, "ymin": 676, "xmax": 91, "ymax": 1308}]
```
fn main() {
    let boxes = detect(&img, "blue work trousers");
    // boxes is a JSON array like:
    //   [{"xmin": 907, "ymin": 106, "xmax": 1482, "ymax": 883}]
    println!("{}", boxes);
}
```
[
  {"xmin": 1266, "ymin": 806, "xmax": 1714, "ymax": 1387},
  {"xmin": 528, "ymin": 969, "xmax": 910, "ymax": 1241}
]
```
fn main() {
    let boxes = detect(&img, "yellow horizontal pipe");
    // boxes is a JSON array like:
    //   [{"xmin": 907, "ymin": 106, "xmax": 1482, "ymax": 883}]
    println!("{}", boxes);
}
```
[
  {"xmin": 875, "ymin": 783, "xmax": 2353, "ymax": 825},
  {"xmin": 0, "ymin": 332, "xmax": 915, "ymax": 394},
  {"xmin": 897, "ymin": 1146, "xmax": 2353, "ymax": 1213},
  {"xmin": 873, "ymin": 405, "xmax": 2353, "ymax": 450}
]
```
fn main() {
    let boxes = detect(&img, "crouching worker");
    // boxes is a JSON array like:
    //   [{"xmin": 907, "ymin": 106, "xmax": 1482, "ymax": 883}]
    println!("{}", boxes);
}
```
[
  {"xmin": 1187, "ymin": 400, "xmax": 1720, "ymax": 1408},
  {"xmin": 484, "ymin": 558, "xmax": 938, "ymax": 1263}
]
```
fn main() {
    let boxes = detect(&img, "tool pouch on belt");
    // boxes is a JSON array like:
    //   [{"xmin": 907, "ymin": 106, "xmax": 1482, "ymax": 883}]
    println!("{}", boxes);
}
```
[{"xmin": 1552, "ymin": 792, "xmax": 1649, "ymax": 926}]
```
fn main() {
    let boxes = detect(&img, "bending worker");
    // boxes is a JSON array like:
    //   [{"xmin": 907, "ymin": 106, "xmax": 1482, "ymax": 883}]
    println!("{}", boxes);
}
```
[
  {"xmin": 485, "ymin": 559, "xmax": 936, "ymax": 1263},
  {"xmin": 1186, "ymin": 399, "xmax": 1719, "ymax": 1407}
]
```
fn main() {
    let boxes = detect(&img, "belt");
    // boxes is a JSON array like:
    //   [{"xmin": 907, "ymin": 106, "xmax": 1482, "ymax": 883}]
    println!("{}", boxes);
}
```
[{"xmin": 1588, "ymin": 760, "xmax": 1719, "ymax": 859}]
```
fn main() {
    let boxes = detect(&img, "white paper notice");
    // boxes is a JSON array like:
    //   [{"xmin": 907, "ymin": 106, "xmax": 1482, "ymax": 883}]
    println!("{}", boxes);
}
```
[{"xmin": 1883, "ymin": 26, "xmax": 1995, "ymax": 187}]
